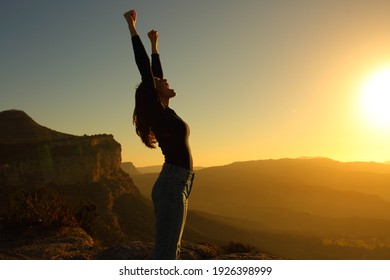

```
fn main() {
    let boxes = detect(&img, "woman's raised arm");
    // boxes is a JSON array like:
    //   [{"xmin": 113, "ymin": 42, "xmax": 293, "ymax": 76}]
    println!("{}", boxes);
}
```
[
  {"xmin": 124, "ymin": 10, "xmax": 156, "ymax": 95},
  {"xmin": 124, "ymin": 10, "xmax": 138, "ymax": 37},
  {"xmin": 148, "ymin": 30, "xmax": 164, "ymax": 79}
]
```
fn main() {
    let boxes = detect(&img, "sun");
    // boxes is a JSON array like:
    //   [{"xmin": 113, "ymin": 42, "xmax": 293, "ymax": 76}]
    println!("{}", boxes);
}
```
[{"xmin": 359, "ymin": 67, "xmax": 390, "ymax": 129}]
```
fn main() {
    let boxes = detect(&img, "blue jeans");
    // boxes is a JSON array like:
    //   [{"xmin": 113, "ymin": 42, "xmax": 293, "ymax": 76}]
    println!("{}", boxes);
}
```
[{"xmin": 151, "ymin": 163, "xmax": 195, "ymax": 260}]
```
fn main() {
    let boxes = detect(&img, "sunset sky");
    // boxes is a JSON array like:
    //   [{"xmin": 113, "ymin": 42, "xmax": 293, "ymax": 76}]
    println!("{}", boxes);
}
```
[{"xmin": 1, "ymin": 0, "xmax": 390, "ymax": 167}]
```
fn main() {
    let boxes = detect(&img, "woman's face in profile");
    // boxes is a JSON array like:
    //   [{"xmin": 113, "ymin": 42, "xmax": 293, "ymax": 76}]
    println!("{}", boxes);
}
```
[{"xmin": 155, "ymin": 77, "xmax": 176, "ymax": 99}]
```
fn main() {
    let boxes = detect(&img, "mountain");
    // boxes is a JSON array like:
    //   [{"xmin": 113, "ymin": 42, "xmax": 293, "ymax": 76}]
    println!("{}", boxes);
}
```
[
  {"xmin": 135, "ymin": 165, "xmax": 163, "ymax": 174},
  {"xmin": 120, "ymin": 162, "xmax": 141, "ymax": 176},
  {"xmin": 0, "ymin": 109, "xmax": 122, "ymax": 186},
  {"xmin": 133, "ymin": 158, "xmax": 390, "ymax": 220},
  {"xmin": 3, "ymin": 110, "xmax": 390, "ymax": 259},
  {"xmin": 0, "ymin": 109, "xmax": 156, "ymax": 246}
]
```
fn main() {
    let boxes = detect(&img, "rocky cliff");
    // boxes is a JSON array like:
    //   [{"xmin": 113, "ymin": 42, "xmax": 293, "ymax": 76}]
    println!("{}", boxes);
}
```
[
  {"xmin": 0, "ymin": 109, "xmax": 151, "ymax": 247},
  {"xmin": 0, "ymin": 110, "xmax": 121, "ymax": 186}
]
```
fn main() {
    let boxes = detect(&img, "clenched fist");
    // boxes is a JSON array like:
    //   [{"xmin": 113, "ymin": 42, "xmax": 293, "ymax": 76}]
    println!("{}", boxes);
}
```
[{"xmin": 124, "ymin": 9, "xmax": 137, "ymax": 27}]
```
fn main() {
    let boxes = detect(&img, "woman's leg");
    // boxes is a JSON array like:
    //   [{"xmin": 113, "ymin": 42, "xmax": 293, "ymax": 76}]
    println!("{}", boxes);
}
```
[
  {"xmin": 151, "ymin": 166, "xmax": 194, "ymax": 259},
  {"xmin": 152, "ymin": 172, "xmax": 173, "ymax": 259}
]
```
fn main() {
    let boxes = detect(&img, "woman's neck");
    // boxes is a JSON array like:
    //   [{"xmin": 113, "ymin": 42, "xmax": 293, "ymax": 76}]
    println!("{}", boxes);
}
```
[{"xmin": 160, "ymin": 98, "xmax": 170, "ymax": 108}]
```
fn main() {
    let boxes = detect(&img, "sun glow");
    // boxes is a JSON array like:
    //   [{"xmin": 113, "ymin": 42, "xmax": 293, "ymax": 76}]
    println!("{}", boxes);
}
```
[{"xmin": 359, "ymin": 67, "xmax": 390, "ymax": 129}]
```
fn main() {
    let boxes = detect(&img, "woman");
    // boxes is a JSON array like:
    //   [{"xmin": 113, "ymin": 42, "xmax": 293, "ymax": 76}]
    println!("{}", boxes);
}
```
[{"xmin": 124, "ymin": 10, "xmax": 194, "ymax": 260}]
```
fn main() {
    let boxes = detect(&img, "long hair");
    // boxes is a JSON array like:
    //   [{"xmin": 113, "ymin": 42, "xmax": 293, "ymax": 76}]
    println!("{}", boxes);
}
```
[{"xmin": 133, "ymin": 82, "xmax": 157, "ymax": 148}]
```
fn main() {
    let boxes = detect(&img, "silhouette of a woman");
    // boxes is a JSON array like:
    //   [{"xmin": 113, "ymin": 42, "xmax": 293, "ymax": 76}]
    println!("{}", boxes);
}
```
[{"xmin": 124, "ymin": 10, "xmax": 194, "ymax": 260}]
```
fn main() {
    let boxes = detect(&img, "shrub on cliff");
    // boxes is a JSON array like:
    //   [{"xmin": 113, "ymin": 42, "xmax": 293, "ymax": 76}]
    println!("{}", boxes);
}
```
[
  {"xmin": 74, "ymin": 202, "xmax": 98, "ymax": 237},
  {"xmin": 0, "ymin": 187, "xmax": 78, "ymax": 235}
]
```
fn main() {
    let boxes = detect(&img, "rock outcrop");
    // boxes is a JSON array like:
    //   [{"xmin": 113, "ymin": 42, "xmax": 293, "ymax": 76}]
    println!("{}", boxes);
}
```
[
  {"xmin": 0, "ymin": 227, "xmax": 95, "ymax": 260},
  {"xmin": 0, "ymin": 110, "xmax": 121, "ymax": 186},
  {"xmin": 0, "ymin": 110, "xmax": 151, "ymax": 247},
  {"xmin": 0, "ymin": 231, "xmax": 282, "ymax": 260}
]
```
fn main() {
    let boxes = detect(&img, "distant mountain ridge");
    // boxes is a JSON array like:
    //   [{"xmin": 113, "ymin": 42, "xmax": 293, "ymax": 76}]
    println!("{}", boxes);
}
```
[
  {"xmin": 121, "ymin": 162, "xmax": 204, "ymax": 175},
  {"xmin": 131, "ymin": 157, "xmax": 390, "ymax": 259},
  {"xmin": 121, "ymin": 162, "xmax": 141, "ymax": 176}
]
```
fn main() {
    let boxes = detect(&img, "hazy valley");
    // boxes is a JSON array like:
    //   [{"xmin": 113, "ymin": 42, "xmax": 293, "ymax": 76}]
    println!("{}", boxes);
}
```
[{"xmin": 130, "ymin": 158, "xmax": 390, "ymax": 259}]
